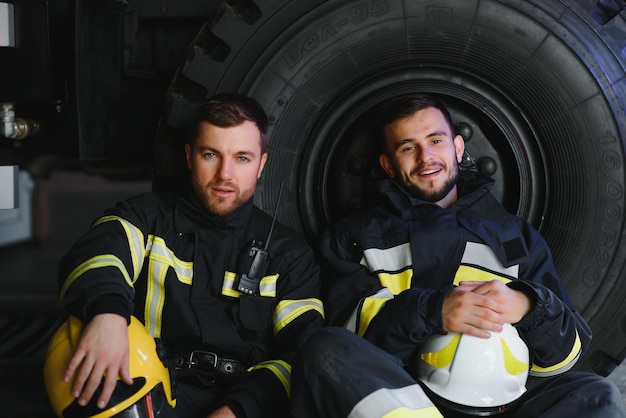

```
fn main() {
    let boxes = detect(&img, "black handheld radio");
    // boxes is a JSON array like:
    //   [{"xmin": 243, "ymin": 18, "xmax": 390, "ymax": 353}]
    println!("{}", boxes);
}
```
[{"xmin": 236, "ymin": 182, "xmax": 284, "ymax": 295}]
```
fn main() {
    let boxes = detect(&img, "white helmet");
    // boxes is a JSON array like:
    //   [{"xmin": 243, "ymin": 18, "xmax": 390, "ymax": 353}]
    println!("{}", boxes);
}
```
[{"xmin": 415, "ymin": 323, "xmax": 529, "ymax": 414}]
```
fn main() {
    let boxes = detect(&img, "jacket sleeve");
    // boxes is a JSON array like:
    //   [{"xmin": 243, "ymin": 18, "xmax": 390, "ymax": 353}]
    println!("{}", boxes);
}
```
[
  {"xmin": 318, "ymin": 221, "xmax": 448, "ymax": 363},
  {"xmin": 57, "ymin": 195, "xmax": 153, "ymax": 321},
  {"xmin": 319, "ymin": 215, "xmax": 592, "ymax": 371},
  {"xmin": 223, "ymin": 236, "xmax": 325, "ymax": 418},
  {"xmin": 509, "ymin": 220, "xmax": 592, "ymax": 377}
]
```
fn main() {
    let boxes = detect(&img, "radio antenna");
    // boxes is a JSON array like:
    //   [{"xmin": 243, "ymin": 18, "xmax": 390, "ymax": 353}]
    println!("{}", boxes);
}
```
[{"xmin": 264, "ymin": 181, "xmax": 284, "ymax": 251}]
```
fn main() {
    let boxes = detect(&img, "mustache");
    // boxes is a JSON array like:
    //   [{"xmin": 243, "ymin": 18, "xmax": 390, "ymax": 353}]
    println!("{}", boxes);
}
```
[
  {"xmin": 410, "ymin": 161, "xmax": 445, "ymax": 176},
  {"xmin": 208, "ymin": 181, "xmax": 238, "ymax": 190}
]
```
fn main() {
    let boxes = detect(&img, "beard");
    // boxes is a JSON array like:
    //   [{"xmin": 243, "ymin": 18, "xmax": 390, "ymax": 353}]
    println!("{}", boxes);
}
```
[
  {"xmin": 400, "ymin": 162, "xmax": 460, "ymax": 203},
  {"xmin": 191, "ymin": 178, "xmax": 256, "ymax": 216}
]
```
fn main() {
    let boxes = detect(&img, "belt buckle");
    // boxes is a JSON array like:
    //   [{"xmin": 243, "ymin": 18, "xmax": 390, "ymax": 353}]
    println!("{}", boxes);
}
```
[{"xmin": 188, "ymin": 350, "xmax": 218, "ymax": 369}]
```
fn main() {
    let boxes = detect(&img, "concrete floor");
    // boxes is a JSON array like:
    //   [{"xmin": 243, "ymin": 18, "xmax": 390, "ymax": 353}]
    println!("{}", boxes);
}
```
[{"xmin": 1, "ymin": 169, "xmax": 625, "ymax": 416}]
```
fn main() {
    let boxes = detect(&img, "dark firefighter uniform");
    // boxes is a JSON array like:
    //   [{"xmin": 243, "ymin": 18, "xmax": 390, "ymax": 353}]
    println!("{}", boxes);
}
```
[
  {"xmin": 291, "ymin": 171, "xmax": 624, "ymax": 418},
  {"xmin": 58, "ymin": 190, "xmax": 325, "ymax": 418}
]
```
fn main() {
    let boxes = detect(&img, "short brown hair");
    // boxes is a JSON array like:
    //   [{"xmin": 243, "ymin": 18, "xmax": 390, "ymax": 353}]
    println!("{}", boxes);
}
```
[
  {"xmin": 375, "ymin": 94, "xmax": 454, "ymax": 155},
  {"xmin": 189, "ymin": 93, "xmax": 268, "ymax": 153}
]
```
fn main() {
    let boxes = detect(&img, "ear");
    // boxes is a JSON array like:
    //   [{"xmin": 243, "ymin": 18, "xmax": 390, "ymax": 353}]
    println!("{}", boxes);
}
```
[
  {"xmin": 257, "ymin": 152, "xmax": 268, "ymax": 179},
  {"xmin": 379, "ymin": 154, "xmax": 396, "ymax": 178},
  {"xmin": 454, "ymin": 134, "xmax": 465, "ymax": 163},
  {"xmin": 184, "ymin": 143, "xmax": 192, "ymax": 170}
]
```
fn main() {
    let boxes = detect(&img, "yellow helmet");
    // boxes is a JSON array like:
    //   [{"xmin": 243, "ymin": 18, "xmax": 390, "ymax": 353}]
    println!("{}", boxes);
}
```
[
  {"xmin": 416, "ymin": 323, "xmax": 529, "ymax": 414},
  {"xmin": 43, "ymin": 315, "xmax": 176, "ymax": 417}
]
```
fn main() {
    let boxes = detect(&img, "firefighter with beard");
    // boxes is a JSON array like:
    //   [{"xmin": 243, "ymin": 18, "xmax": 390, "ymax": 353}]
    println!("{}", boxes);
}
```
[
  {"xmin": 51, "ymin": 93, "xmax": 324, "ymax": 418},
  {"xmin": 290, "ymin": 94, "xmax": 624, "ymax": 418}
]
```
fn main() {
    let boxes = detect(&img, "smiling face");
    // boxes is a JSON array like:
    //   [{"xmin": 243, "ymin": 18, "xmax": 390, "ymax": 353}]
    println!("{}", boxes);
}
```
[
  {"xmin": 185, "ymin": 120, "xmax": 267, "ymax": 216},
  {"xmin": 379, "ymin": 106, "xmax": 465, "ymax": 208}
]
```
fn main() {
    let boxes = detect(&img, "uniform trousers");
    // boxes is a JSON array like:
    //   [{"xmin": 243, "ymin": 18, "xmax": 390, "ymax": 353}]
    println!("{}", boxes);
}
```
[{"xmin": 291, "ymin": 327, "xmax": 626, "ymax": 418}]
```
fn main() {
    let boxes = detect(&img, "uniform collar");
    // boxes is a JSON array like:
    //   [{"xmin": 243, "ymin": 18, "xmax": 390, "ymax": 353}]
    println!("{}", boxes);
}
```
[
  {"xmin": 174, "ymin": 189, "xmax": 254, "ymax": 232},
  {"xmin": 377, "ymin": 170, "xmax": 495, "ymax": 219},
  {"xmin": 378, "ymin": 171, "xmax": 528, "ymax": 267}
]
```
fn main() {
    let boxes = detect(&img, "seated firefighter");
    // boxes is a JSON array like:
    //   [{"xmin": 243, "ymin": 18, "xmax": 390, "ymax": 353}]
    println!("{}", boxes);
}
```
[
  {"xmin": 46, "ymin": 93, "xmax": 325, "ymax": 418},
  {"xmin": 290, "ymin": 94, "xmax": 626, "ymax": 417}
]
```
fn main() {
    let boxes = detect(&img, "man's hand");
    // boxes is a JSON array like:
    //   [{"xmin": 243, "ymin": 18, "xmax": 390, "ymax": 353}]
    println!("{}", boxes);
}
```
[
  {"xmin": 465, "ymin": 280, "xmax": 532, "ymax": 324},
  {"xmin": 442, "ymin": 281, "xmax": 531, "ymax": 338},
  {"xmin": 63, "ymin": 313, "xmax": 132, "ymax": 409},
  {"xmin": 207, "ymin": 405, "xmax": 237, "ymax": 417}
]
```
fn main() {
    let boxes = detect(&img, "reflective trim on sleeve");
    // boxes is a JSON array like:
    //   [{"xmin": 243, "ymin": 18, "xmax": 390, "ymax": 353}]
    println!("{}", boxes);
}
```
[
  {"xmin": 274, "ymin": 298, "xmax": 324, "ymax": 335},
  {"xmin": 94, "ymin": 215, "xmax": 146, "ymax": 279},
  {"xmin": 145, "ymin": 235, "xmax": 193, "ymax": 284},
  {"xmin": 530, "ymin": 331, "xmax": 582, "ymax": 377},
  {"xmin": 248, "ymin": 360, "xmax": 292, "ymax": 397},
  {"xmin": 348, "ymin": 384, "xmax": 442, "ymax": 418},
  {"xmin": 360, "ymin": 243, "xmax": 412, "ymax": 273},
  {"xmin": 343, "ymin": 288, "xmax": 393, "ymax": 335},
  {"xmin": 60, "ymin": 255, "xmax": 132, "ymax": 298},
  {"xmin": 358, "ymin": 296, "xmax": 391, "ymax": 337}
]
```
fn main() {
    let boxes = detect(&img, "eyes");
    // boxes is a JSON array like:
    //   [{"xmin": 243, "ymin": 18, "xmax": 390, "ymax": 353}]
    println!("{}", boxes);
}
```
[
  {"xmin": 399, "ymin": 138, "xmax": 443, "ymax": 153},
  {"xmin": 202, "ymin": 152, "xmax": 251, "ymax": 162}
]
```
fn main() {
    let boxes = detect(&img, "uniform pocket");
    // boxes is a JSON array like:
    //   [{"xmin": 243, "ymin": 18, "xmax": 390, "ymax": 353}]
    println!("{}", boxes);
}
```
[{"xmin": 238, "ymin": 295, "xmax": 274, "ymax": 331}]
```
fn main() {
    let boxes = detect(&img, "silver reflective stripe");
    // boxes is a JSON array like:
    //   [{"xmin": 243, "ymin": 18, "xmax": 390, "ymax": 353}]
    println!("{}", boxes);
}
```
[
  {"xmin": 144, "ymin": 260, "xmax": 167, "ymax": 337},
  {"xmin": 222, "ymin": 271, "xmax": 240, "ymax": 297},
  {"xmin": 94, "ymin": 215, "xmax": 146, "ymax": 281},
  {"xmin": 530, "ymin": 331, "xmax": 582, "ymax": 377},
  {"xmin": 146, "ymin": 235, "xmax": 193, "ymax": 283},
  {"xmin": 274, "ymin": 298, "xmax": 324, "ymax": 334},
  {"xmin": 360, "ymin": 243, "xmax": 412, "ymax": 273},
  {"xmin": 221, "ymin": 273, "xmax": 278, "ymax": 297},
  {"xmin": 344, "ymin": 288, "xmax": 394, "ymax": 333},
  {"xmin": 143, "ymin": 235, "xmax": 193, "ymax": 337},
  {"xmin": 60, "ymin": 254, "xmax": 132, "ymax": 298},
  {"xmin": 460, "ymin": 242, "xmax": 519, "ymax": 277},
  {"xmin": 348, "ymin": 384, "xmax": 441, "ymax": 418},
  {"xmin": 259, "ymin": 274, "xmax": 278, "ymax": 296},
  {"xmin": 248, "ymin": 360, "xmax": 291, "ymax": 396}
]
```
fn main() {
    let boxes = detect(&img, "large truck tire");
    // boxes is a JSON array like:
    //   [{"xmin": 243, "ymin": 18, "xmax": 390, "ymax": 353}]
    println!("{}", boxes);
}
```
[{"xmin": 155, "ymin": 0, "xmax": 626, "ymax": 376}]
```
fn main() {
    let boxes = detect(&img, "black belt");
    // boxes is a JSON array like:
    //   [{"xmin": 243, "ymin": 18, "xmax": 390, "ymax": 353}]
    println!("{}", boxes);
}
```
[{"xmin": 171, "ymin": 350, "xmax": 245, "ymax": 380}]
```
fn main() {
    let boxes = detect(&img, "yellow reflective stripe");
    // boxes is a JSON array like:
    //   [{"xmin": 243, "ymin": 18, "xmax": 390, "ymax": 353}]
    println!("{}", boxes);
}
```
[
  {"xmin": 382, "ymin": 406, "xmax": 443, "ymax": 418},
  {"xmin": 221, "ymin": 272, "xmax": 278, "ymax": 298},
  {"xmin": 348, "ymin": 384, "xmax": 441, "ymax": 418},
  {"xmin": 259, "ymin": 274, "xmax": 278, "ymax": 297},
  {"xmin": 358, "ymin": 295, "xmax": 392, "ymax": 337},
  {"xmin": 453, "ymin": 265, "xmax": 512, "ymax": 286},
  {"xmin": 378, "ymin": 270, "xmax": 413, "ymax": 295},
  {"xmin": 141, "ymin": 235, "xmax": 192, "ymax": 337},
  {"xmin": 343, "ymin": 288, "xmax": 393, "ymax": 334},
  {"xmin": 420, "ymin": 333, "xmax": 460, "ymax": 368},
  {"xmin": 274, "ymin": 298, "xmax": 324, "ymax": 335},
  {"xmin": 145, "ymin": 259, "xmax": 168, "ymax": 338},
  {"xmin": 530, "ymin": 331, "xmax": 582, "ymax": 376},
  {"xmin": 460, "ymin": 242, "xmax": 519, "ymax": 278},
  {"xmin": 60, "ymin": 255, "xmax": 132, "ymax": 298},
  {"xmin": 146, "ymin": 235, "xmax": 193, "ymax": 284},
  {"xmin": 222, "ymin": 271, "xmax": 240, "ymax": 298},
  {"xmin": 248, "ymin": 360, "xmax": 291, "ymax": 397},
  {"xmin": 361, "ymin": 243, "xmax": 412, "ymax": 272},
  {"xmin": 501, "ymin": 336, "xmax": 529, "ymax": 376},
  {"xmin": 94, "ymin": 215, "xmax": 146, "ymax": 281}
]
